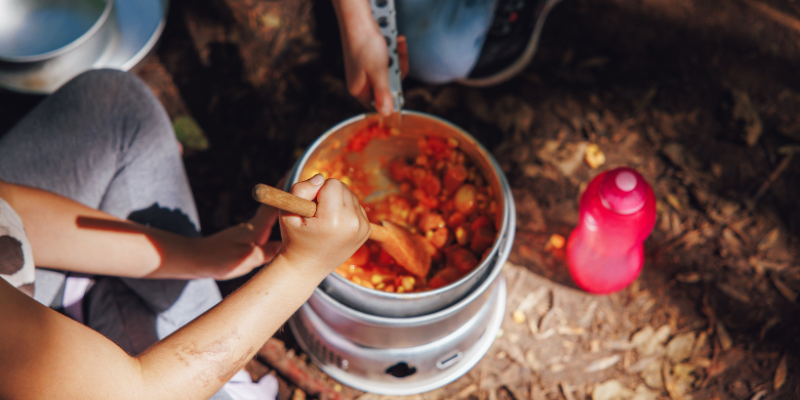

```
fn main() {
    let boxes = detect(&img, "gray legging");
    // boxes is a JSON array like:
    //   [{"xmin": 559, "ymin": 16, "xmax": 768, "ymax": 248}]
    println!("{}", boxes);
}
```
[{"xmin": 0, "ymin": 69, "xmax": 233, "ymax": 399}]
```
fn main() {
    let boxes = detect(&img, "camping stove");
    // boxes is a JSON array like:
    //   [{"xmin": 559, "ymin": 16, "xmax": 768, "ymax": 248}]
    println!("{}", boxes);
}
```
[{"xmin": 289, "ymin": 275, "xmax": 505, "ymax": 395}]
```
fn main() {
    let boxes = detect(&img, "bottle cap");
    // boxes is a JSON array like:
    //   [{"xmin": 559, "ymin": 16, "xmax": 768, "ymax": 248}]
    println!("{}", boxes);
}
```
[{"xmin": 599, "ymin": 167, "xmax": 646, "ymax": 214}]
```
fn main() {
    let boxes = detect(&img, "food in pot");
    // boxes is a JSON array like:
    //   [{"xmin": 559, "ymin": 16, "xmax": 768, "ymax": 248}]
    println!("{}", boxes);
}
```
[{"xmin": 318, "ymin": 124, "xmax": 499, "ymax": 292}]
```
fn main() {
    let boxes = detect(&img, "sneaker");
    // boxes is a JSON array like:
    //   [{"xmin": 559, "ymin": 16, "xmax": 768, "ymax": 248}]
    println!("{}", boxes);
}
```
[{"xmin": 460, "ymin": 0, "xmax": 562, "ymax": 87}]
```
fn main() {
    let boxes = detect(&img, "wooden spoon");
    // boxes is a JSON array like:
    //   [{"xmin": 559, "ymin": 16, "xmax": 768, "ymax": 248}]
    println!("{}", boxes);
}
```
[{"xmin": 252, "ymin": 183, "xmax": 432, "ymax": 278}]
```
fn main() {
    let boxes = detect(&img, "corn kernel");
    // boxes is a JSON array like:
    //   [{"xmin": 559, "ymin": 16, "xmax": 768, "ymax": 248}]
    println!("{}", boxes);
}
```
[
  {"xmin": 585, "ymin": 143, "xmax": 606, "ymax": 169},
  {"xmin": 384, "ymin": 285, "xmax": 395, "ymax": 292},
  {"xmin": 401, "ymin": 276, "xmax": 416, "ymax": 291},
  {"xmin": 371, "ymin": 274, "xmax": 383, "ymax": 285},
  {"xmin": 512, "ymin": 310, "xmax": 526, "ymax": 324},
  {"xmin": 397, "ymin": 286, "xmax": 405, "ymax": 293},
  {"xmin": 455, "ymin": 226, "xmax": 469, "ymax": 246},
  {"xmin": 376, "ymin": 282, "xmax": 385, "ymax": 290},
  {"xmin": 360, "ymin": 280, "xmax": 374, "ymax": 289},
  {"xmin": 340, "ymin": 176, "xmax": 352, "ymax": 187},
  {"xmin": 426, "ymin": 230, "xmax": 435, "ymax": 240},
  {"xmin": 447, "ymin": 138, "xmax": 460, "ymax": 148},
  {"xmin": 360, "ymin": 281, "xmax": 374, "ymax": 289},
  {"xmin": 351, "ymin": 276, "xmax": 361, "ymax": 285}
]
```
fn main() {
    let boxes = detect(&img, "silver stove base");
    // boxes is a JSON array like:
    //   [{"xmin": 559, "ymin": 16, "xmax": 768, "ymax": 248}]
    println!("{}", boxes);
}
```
[{"xmin": 289, "ymin": 275, "xmax": 506, "ymax": 395}]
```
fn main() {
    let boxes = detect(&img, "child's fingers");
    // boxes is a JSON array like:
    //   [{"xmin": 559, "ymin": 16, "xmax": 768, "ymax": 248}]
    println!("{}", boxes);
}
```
[
  {"xmin": 315, "ymin": 179, "xmax": 347, "ymax": 218},
  {"xmin": 249, "ymin": 204, "xmax": 280, "ymax": 244},
  {"xmin": 289, "ymin": 174, "xmax": 325, "ymax": 202}
]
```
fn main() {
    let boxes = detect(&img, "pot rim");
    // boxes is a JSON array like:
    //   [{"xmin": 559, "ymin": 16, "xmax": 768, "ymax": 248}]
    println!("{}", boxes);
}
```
[
  {"xmin": 0, "ymin": 0, "xmax": 115, "ymax": 63},
  {"xmin": 291, "ymin": 110, "xmax": 513, "ymax": 302}
]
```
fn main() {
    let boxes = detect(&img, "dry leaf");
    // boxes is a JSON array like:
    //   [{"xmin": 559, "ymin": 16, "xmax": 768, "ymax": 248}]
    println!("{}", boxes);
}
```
[
  {"xmin": 640, "ymin": 360, "xmax": 664, "ymax": 389},
  {"xmin": 666, "ymin": 332, "xmax": 696, "ymax": 364},
  {"xmin": 731, "ymin": 89, "xmax": 763, "ymax": 146},
  {"xmin": 666, "ymin": 194, "xmax": 682, "ymax": 212},
  {"xmin": 662, "ymin": 360, "xmax": 685, "ymax": 400},
  {"xmin": 706, "ymin": 346, "xmax": 745, "ymax": 381},
  {"xmin": 516, "ymin": 287, "xmax": 549, "ymax": 314},
  {"xmin": 758, "ymin": 228, "xmax": 780, "ymax": 252},
  {"xmin": 716, "ymin": 322, "xmax": 733, "ymax": 351},
  {"xmin": 774, "ymin": 355, "xmax": 787, "ymax": 390},
  {"xmin": 586, "ymin": 355, "xmax": 622, "ymax": 373},
  {"xmin": 560, "ymin": 382, "xmax": 577, "ymax": 400},
  {"xmin": 640, "ymin": 360, "xmax": 664, "ymax": 390},
  {"xmin": 592, "ymin": 380, "xmax": 634, "ymax": 400},
  {"xmin": 558, "ymin": 326, "xmax": 586, "ymax": 335},
  {"xmin": 676, "ymin": 272, "xmax": 702, "ymax": 283},
  {"xmin": 717, "ymin": 282, "xmax": 751, "ymax": 303},
  {"xmin": 631, "ymin": 384, "xmax": 659, "ymax": 400},
  {"xmin": 678, "ymin": 230, "xmax": 706, "ymax": 249},
  {"xmin": 772, "ymin": 275, "xmax": 797, "ymax": 302},
  {"xmin": 585, "ymin": 143, "xmax": 606, "ymax": 169},
  {"xmin": 525, "ymin": 349, "xmax": 543, "ymax": 371}
]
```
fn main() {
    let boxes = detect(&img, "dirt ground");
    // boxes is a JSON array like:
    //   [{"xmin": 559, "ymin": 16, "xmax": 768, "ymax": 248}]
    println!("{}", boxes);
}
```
[{"xmin": 1, "ymin": 0, "xmax": 799, "ymax": 398}]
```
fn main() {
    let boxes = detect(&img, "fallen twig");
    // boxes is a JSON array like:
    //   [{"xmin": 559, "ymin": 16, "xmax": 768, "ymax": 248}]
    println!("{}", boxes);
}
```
[
  {"xmin": 748, "ymin": 153, "xmax": 793, "ymax": 208},
  {"xmin": 257, "ymin": 338, "xmax": 342, "ymax": 400}
]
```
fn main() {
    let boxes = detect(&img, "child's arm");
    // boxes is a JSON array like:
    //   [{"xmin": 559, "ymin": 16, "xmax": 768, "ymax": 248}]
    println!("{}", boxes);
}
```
[
  {"xmin": 0, "ymin": 175, "xmax": 370, "ymax": 400},
  {"xmin": 332, "ymin": 0, "xmax": 408, "ymax": 116},
  {"xmin": 0, "ymin": 180, "xmax": 281, "ymax": 280}
]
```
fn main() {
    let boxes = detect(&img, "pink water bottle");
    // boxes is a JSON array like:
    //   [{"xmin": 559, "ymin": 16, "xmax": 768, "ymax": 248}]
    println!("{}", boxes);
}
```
[{"xmin": 566, "ymin": 167, "xmax": 656, "ymax": 294}]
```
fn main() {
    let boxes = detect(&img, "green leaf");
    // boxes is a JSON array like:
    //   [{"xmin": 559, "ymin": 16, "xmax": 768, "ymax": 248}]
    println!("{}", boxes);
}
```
[{"xmin": 173, "ymin": 115, "xmax": 209, "ymax": 151}]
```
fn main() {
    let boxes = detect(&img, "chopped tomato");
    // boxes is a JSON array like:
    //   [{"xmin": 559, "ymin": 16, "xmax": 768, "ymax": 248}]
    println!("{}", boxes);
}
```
[
  {"xmin": 471, "ymin": 216, "xmax": 491, "ymax": 232},
  {"xmin": 421, "ymin": 175, "xmax": 442, "ymax": 197},
  {"xmin": 429, "ymin": 227, "xmax": 449, "ymax": 249},
  {"xmin": 444, "ymin": 165, "xmax": 468, "ymax": 193},
  {"xmin": 449, "ymin": 247, "xmax": 479, "ymax": 274},
  {"xmin": 470, "ymin": 225, "xmax": 495, "ymax": 254},
  {"xmin": 418, "ymin": 212, "xmax": 446, "ymax": 232}
]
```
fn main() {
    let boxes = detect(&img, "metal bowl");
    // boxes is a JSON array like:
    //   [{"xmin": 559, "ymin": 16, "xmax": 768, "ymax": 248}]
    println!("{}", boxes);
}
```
[
  {"xmin": 0, "ymin": 0, "xmax": 168, "ymax": 95},
  {"xmin": 0, "ymin": 0, "xmax": 114, "ymax": 63},
  {"xmin": 289, "ymin": 111, "xmax": 515, "ymax": 317}
]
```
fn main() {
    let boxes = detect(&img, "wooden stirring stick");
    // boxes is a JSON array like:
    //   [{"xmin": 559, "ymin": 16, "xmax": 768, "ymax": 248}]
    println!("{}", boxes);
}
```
[{"xmin": 252, "ymin": 183, "xmax": 432, "ymax": 278}]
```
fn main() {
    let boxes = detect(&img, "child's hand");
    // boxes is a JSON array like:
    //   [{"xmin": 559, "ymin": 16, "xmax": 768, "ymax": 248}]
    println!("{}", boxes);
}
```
[
  {"xmin": 196, "ymin": 205, "xmax": 282, "ymax": 280},
  {"xmin": 334, "ymin": 0, "xmax": 409, "ymax": 116},
  {"xmin": 277, "ymin": 174, "xmax": 371, "ymax": 279}
]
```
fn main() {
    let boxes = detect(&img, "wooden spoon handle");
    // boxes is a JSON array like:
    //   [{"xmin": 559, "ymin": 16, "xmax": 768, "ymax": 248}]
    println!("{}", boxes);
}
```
[
  {"xmin": 252, "ymin": 183, "xmax": 316, "ymax": 218},
  {"xmin": 252, "ymin": 183, "xmax": 388, "ymax": 242}
]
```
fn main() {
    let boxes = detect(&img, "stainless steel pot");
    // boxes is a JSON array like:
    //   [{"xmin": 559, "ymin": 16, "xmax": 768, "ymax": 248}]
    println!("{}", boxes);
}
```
[
  {"xmin": 289, "ymin": 111, "xmax": 515, "ymax": 317},
  {"xmin": 0, "ymin": 0, "xmax": 116, "ymax": 93},
  {"xmin": 305, "ymin": 218, "xmax": 512, "ymax": 348}
]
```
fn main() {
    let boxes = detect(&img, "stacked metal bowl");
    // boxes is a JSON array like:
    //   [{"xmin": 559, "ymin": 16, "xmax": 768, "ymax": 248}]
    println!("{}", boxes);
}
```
[{"xmin": 0, "ymin": 0, "xmax": 167, "ymax": 94}]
